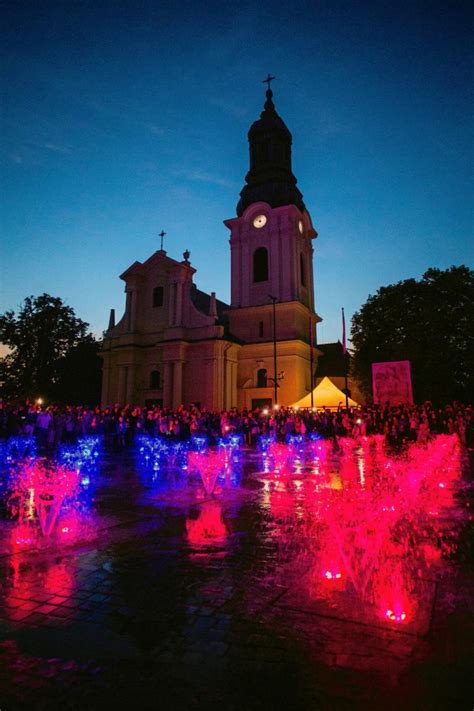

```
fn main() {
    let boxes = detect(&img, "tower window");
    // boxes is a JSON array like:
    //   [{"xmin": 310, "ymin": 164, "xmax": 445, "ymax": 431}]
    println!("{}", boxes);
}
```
[
  {"xmin": 257, "ymin": 368, "xmax": 268, "ymax": 388},
  {"xmin": 150, "ymin": 370, "xmax": 161, "ymax": 389},
  {"xmin": 253, "ymin": 247, "xmax": 268, "ymax": 283},
  {"xmin": 153, "ymin": 286, "xmax": 164, "ymax": 307},
  {"xmin": 300, "ymin": 253, "xmax": 306, "ymax": 287},
  {"xmin": 259, "ymin": 321, "xmax": 264, "ymax": 337}
]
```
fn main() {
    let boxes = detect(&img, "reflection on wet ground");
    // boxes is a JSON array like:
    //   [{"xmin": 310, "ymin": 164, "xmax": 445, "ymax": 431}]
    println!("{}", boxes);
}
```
[{"xmin": 0, "ymin": 435, "xmax": 473, "ymax": 709}]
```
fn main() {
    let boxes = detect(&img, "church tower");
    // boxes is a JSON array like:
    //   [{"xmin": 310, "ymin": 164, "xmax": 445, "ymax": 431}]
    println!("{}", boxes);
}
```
[{"xmin": 226, "ymin": 83, "xmax": 322, "ymax": 409}]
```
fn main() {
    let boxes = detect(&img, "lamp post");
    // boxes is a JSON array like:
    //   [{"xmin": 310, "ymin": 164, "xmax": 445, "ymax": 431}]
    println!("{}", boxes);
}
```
[{"xmin": 269, "ymin": 295, "xmax": 278, "ymax": 407}]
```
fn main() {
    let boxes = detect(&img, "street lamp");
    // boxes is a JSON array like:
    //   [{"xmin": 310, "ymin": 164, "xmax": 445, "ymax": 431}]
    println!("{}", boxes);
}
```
[{"xmin": 268, "ymin": 295, "xmax": 280, "ymax": 407}]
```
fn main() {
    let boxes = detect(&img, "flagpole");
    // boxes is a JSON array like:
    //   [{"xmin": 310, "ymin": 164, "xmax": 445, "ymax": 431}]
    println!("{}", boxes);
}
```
[
  {"xmin": 342, "ymin": 307, "xmax": 349, "ymax": 408},
  {"xmin": 309, "ymin": 316, "xmax": 314, "ymax": 409}
]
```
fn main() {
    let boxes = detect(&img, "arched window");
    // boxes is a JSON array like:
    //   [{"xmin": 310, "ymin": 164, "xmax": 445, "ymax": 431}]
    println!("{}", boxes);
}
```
[
  {"xmin": 253, "ymin": 247, "xmax": 268, "ymax": 283},
  {"xmin": 300, "ymin": 253, "xmax": 306, "ymax": 287},
  {"xmin": 153, "ymin": 286, "xmax": 164, "ymax": 307},
  {"xmin": 257, "ymin": 368, "xmax": 268, "ymax": 388},
  {"xmin": 150, "ymin": 370, "xmax": 161, "ymax": 389}
]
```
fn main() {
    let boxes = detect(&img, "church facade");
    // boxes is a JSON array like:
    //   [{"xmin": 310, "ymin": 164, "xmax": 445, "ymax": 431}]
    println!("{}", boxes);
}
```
[{"xmin": 100, "ymin": 86, "xmax": 322, "ymax": 410}]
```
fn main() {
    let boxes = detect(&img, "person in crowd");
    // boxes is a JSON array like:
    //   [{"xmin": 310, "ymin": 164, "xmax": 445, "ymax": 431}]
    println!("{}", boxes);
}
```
[{"xmin": 0, "ymin": 399, "xmax": 472, "ymax": 450}]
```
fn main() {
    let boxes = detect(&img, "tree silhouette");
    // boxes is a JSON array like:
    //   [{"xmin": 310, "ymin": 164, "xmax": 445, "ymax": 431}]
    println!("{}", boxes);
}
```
[
  {"xmin": 0, "ymin": 294, "xmax": 101, "ymax": 403},
  {"xmin": 351, "ymin": 266, "xmax": 474, "ymax": 403}
]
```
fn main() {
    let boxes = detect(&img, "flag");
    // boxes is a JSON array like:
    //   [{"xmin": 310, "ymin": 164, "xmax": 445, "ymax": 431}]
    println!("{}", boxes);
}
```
[{"xmin": 342, "ymin": 308, "xmax": 347, "ymax": 354}]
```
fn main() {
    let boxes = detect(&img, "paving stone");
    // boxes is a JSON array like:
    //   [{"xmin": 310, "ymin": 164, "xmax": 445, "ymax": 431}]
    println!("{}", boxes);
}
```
[{"xmin": 0, "ymin": 447, "xmax": 472, "ymax": 709}]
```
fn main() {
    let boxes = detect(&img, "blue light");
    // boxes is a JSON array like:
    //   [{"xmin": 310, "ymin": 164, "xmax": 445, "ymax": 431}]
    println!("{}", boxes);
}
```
[
  {"xmin": 6, "ymin": 437, "xmax": 37, "ymax": 462},
  {"xmin": 258, "ymin": 435, "xmax": 276, "ymax": 453},
  {"xmin": 190, "ymin": 435, "xmax": 209, "ymax": 452}
]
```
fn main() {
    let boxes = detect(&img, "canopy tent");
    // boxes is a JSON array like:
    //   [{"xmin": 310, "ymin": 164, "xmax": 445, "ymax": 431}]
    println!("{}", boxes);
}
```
[{"xmin": 291, "ymin": 376, "xmax": 359, "ymax": 409}]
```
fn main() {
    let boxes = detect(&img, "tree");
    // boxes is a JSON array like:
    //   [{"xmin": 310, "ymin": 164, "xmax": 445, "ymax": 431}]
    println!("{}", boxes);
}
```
[
  {"xmin": 0, "ymin": 294, "xmax": 102, "ymax": 403},
  {"xmin": 55, "ymin": 336, "xmax": 102, "ymax": 404},
  {"xmin": 351, "ymin": 266, "xmax": 474, "ymax": 403}
]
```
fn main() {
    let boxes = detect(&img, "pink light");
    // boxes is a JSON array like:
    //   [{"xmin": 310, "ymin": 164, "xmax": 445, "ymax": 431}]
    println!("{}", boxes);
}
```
[
  {"xmin": 15, "ymin": 537, "xmax": 32, "ymax": 546},
  {"xmin": 385, "ymin": 609, "xmax": 407, "ymax": 622},
  {"xmin": 186, "ymin": 502, "xmax": 227, "ymax": 548},
  {"xmin": 324, "ymin": 570, "xmax": 342, "ymax": 580}
]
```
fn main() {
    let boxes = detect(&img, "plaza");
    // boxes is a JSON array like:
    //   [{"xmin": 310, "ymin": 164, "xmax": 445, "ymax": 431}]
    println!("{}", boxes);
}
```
[{"xmin": 0, "ymin": 434, "xmax": 472, "ymax": 709}]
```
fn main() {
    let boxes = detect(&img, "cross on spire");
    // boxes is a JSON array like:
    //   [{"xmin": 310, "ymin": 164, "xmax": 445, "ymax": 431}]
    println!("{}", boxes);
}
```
[
  {"xmin": 158, "ymin": 230, "xmax": 167, "ymax": 251},
  {"xmin": 262, "ymin": 74, "xmax": 275, "ymax": 91}
]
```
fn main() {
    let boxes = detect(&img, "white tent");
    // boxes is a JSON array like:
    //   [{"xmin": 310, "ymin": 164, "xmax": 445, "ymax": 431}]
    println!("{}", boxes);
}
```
[{"xmin": 291, "ymin": 376, "xmax": 359, "ymax": 409}]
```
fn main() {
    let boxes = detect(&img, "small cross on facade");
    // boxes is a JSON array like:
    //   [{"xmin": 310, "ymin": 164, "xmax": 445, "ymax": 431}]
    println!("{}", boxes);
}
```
[
  {"xmin": 159, "ymin": 230, "xmax": 166, "ymax": 251},
  {"xmin": 262, "ymin": 74, "xmax": 275, "ymax": 90}
]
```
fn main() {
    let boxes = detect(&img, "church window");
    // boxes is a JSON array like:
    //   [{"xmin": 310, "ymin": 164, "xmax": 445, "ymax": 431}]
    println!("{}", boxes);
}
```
[
  {"xmin": 153, "ymin": 286, "xmax": 164, "ymax": 307},
  {"xmin": 300, "ymin": 253, "xmax": 306, "ymax": 287},
  {"xmin": 253, "ymin": 247, "xmax": 268, "ymax": 282},
  {"xmin": 150, "ymin": 370, "xmax": 161, "ymax": 389},
  {"xmin": 259, "ymin": 321, "xmax": 264, "ymax": 337},
  {"xmin": 257, "ymin": 368, "xmax": 268, "ymax": 388}
]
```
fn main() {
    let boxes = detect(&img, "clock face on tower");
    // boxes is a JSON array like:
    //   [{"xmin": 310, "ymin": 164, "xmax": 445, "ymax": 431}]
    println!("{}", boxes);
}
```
[
  {"xmin": 253, "ymin": 214, "xmax": 267, "ymax": 228},
  {"xmin": 298, "ymin": 220, "xmax": 303, "ymax": 234}
]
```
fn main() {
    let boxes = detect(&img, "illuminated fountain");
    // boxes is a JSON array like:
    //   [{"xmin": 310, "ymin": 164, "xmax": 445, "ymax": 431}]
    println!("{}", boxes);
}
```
[
  {"xmin": 188, "ymin": 449, "xmax": 226, "ymax": 494},
  {"xmin": 58, "ymin": 435, "xmax": 103, "ymax": 489},
  {"xmin": 261, "ymin": 433, "xmax": 463, "ymax": 628},
  {"xmin": 136, "ymin": 434, "xmax": 170, "ymax": 470},
  {"xmin": 190, "ymin": 435, "xmax": 209, "ymax": 452},
  {"xmin": 186, "ymin": 501, "xmax": 228, "ymax": 547},
  {"xmin": 5, "ymin": 436, "xmax": 37, "ymax": 463},
  {"xmin": 10, "ymin": 460, "xmax": 80, "ymax": 540}
]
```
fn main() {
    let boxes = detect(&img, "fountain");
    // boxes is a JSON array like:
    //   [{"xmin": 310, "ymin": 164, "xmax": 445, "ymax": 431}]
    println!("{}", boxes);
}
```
[{"xmin": 9, "ymin": 460, "xmax": 80, "ymax": 539}]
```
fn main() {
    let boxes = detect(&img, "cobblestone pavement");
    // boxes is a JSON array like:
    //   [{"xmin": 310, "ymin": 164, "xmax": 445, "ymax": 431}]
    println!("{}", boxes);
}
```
[{"xmin": 0, "ymin": 447, "xmax": 473, "ymax": 710}]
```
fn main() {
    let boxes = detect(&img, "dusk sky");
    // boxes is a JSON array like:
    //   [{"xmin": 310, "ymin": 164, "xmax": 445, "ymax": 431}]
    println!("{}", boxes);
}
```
[{"xmin": 2, "ymin": 0, "xmax": 472, "ymax": 344}]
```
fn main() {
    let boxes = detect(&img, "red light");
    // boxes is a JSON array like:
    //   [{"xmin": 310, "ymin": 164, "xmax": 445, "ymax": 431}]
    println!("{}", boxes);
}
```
[{"xmin": 385, "ymin": 609, "xmax": 407, "ymax": 622}]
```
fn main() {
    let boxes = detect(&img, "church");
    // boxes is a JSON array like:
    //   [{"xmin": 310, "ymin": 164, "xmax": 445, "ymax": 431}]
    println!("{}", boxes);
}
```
[{"xmin": 100, "ymin": 84, "xmax": 324, "ymax": 410}]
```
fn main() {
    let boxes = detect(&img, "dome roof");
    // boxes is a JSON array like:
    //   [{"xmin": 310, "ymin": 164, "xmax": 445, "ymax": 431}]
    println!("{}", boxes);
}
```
[{"xmin": 237, "ymin": 89, "xmax": 306, "ymax": 217}]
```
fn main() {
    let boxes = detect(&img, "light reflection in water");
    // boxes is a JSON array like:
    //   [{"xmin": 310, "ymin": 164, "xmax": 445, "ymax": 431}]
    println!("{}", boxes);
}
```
[{"xmin": 258, "ymin": 434, "xmax": 462, "ymax": 625}]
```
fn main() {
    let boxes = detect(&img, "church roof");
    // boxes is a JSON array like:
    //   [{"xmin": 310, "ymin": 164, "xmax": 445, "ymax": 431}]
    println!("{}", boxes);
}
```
[
  {"xmin": 236, "ymin": 88, "xmax": 306, "ymax": 217},
  {"xmin": 316, "ymin": 341, "xmax": 350, "ymax": 377},
  {"xmin": 190, "ymin": 285, "xmax": 229, "ymax": 325}
]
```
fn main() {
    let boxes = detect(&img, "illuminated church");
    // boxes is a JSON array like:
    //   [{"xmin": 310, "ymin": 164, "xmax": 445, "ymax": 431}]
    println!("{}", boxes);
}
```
[{"xmin": 101, "ymin": 85, "xmax": 323, "ymax": 409}]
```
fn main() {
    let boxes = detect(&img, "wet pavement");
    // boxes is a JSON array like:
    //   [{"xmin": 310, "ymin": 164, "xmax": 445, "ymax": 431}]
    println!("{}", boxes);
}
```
[{"xmin": 0, "ymin": 438, "xmax": 473, "ymax": 710}]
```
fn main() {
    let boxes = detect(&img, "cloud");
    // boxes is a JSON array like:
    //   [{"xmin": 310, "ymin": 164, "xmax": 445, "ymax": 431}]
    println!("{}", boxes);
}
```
[
  {"xmin": 147, "ymin": 124, "xmax": 165, "ymax": 136},
  {"xmin": 209, "ymin": 98, "xmax": 248, "ymax": 120},
  {"xmin": 171, "ymin": 168, "xmax": 235, "ymax": 189},
  {"xmin": 43, "ymin": 142, "xmax": 72, "ymax": 154}
]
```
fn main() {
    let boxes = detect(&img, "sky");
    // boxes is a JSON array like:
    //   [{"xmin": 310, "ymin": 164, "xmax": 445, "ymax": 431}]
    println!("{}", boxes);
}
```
[{"xmin": 1, "ymin": 0, "xmax": 473, "ymax": 345}]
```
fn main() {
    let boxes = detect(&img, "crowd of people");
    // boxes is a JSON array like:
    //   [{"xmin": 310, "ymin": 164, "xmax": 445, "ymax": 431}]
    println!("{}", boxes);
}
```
[{"xmin": 1, "ymin": 399, "xmax": 473, "ymax": 450}]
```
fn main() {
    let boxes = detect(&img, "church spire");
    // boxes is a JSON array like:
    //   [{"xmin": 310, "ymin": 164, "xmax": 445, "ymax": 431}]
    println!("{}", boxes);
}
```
[{"xmin": 236, "ymin": 80, "xmax": 306, "ymax": 217}]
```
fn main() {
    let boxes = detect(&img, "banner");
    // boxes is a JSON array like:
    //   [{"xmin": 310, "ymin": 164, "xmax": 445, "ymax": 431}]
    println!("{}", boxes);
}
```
[{"xmin": 371, "ymin": 360, "xmax": 413, "ymax": 405}]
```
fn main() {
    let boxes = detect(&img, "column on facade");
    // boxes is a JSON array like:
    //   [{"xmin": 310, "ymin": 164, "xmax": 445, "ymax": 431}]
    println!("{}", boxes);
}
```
[
  {"xmin": 130, "ymin": 289, "xmax": 138, "ymax": 331},
  {"xmin": 125, "ymin": 291, "xmax": 132, "ymax": 331},
  {"xmin": 175, "ymin": 282, "xmax": 184, "ymax": 326},
  {"xmin": 231, "ymin": 360, "xmax": 238, "ymax": 408},
  {"xmin": 126, "ymin": 365, "xmax": 135, "ymax": 405},
  {"xmin": 280, "ymin": 230, "xmax": 291, "ymax": 301},
  {"xmin": 291, "ymin": 236, "xmax": 299, "ymax": 301},
  {"xmin": 172, "ymin": 360, "xmax": 183, "ymax": 408},
  {"xmin": 168, "ymin": 283, "xmax": 176, "ymax": 325},
  {"xmin": 163, "ymin": 361, "xmax": 173, "ymax": 408},
  {"xmin": 242, "ymin": 239, "xmax": 250, "ymax": 306},
  {"xmin": 223, "ymin": 345, "xmax": 233, "ymax": 410},
  {"xmin": 118, "ymin": 366, "xmax": 128, "ymax": 405},
  {"xmin": 308, "ymin": 245, "xmax": 315, "ymax": 312},
  {"xmin": 101, "ymin": 365, "xmax": 110, "ymax": 407}
]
